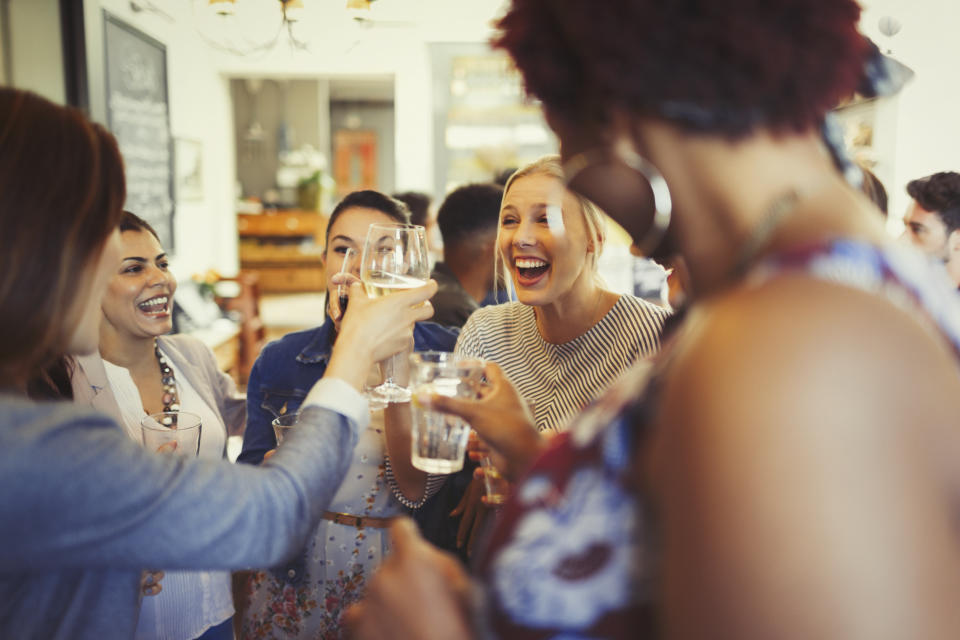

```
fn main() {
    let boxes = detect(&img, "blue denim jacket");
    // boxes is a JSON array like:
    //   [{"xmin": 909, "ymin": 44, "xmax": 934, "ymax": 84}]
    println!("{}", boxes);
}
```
[{"xmin": 238, "ymin": 317, "xmax": 459, "ymax": 466}]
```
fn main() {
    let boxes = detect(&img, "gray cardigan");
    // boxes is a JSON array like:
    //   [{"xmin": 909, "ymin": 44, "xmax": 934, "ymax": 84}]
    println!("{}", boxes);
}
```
[
  {"xmin": 72, "ymin": 334, "xmax": 247, "ymax": 448},
  {"xmin": 0, "ymin": 382, "xmax": 360, "ymax": 639}
]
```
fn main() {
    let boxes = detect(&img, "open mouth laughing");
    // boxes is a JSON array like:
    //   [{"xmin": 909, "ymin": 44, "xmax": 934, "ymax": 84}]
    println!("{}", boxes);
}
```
[
  {"xmin": 514, "ymin": 257, "xmax": 550, "ymax": 286},
  {"xmin": 137, "ymin": 295, "xmax": 170, "ymax": 317}
]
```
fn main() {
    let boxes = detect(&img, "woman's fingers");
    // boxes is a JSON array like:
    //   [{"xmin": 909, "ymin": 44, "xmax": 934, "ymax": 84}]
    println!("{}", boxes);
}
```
[{"xmin": 141, "ymin": 570, "xmax": 164, "ymax": 597}]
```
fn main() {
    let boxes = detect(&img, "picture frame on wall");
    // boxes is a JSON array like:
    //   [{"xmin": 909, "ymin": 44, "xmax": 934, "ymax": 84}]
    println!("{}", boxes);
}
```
[
  {"xmin": 175, "ymin": 138, "xmax": 204, "ymax": 202},
  {"xmin": 103, "ymin": 11, "xmax": 175, "ymax": 250}
]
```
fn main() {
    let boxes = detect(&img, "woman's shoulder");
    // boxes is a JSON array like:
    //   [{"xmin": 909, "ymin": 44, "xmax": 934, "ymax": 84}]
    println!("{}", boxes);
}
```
[
  {"xmin": 0, "ymin": 395, "xmax": 118, "ymax": 448},
  {"xmin": 160, "ymin": 333, "xmax": 210, "ymax": 355},
  {"xmin": 614, "ymin": 294, "xmax": 672, "ymax": 322},
  {"xmin": 460, "ymin": 302, "xmax": 534, "ymax": 346},
  {"xmin": 666, "ymin": 275, "xmax": 960, "ymax": 428},
  {"xmin": 466, "ymin": 301, "xmax": 530, "ymax": 327}
]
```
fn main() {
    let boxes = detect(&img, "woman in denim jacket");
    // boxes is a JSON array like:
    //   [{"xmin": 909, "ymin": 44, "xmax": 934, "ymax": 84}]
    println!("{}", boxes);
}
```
[{"xmin": 237, "ymin": 191, "xmax": 458, "ymax": 639}]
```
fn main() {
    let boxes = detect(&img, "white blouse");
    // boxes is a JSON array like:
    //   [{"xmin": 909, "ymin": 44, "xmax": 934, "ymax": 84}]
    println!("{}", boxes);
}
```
[{"xmin": 101, "ymin": 348, "xmax": 233, "ymax": 640}]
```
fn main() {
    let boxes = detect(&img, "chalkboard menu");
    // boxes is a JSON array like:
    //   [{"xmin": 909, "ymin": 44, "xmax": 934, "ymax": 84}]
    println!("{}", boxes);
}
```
[{"xmin": 103, "ymin": 12, "xmax": 174, "ymax": 250}]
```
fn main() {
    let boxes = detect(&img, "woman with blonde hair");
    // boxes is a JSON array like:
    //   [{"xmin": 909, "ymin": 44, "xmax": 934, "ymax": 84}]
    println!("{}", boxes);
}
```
[{"xmin": 456, "ymin": 154, "xmax": 669, "ymax": 434}]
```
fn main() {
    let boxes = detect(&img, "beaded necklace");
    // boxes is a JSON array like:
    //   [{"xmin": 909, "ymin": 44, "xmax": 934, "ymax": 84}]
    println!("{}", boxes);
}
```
[{"xmin": 154, "ymin": 339, "xmax": 180, "ymax": 425}]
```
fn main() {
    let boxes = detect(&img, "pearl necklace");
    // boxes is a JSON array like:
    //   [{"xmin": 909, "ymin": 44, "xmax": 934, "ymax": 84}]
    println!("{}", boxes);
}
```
[{"xmin": 155, "ymin": 339, "xmax": 180, "ymax": 424}]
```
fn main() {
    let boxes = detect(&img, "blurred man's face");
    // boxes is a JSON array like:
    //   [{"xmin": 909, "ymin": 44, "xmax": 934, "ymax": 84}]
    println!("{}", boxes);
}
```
[{"xmin": 902, "ymin": 201, "xmax": 949, "ymax": 261}]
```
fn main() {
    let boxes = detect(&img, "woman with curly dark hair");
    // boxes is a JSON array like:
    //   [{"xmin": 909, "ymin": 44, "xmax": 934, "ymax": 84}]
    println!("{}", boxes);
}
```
[{"xmin": 348, "ymin": 1, "xmax": 960, "ymax": 639}]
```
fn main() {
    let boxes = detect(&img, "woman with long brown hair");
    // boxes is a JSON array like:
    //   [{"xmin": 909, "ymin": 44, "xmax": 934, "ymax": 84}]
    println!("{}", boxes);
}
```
[{"xmin": 0, "ymin": 87, "xmax": 437, "ymax": 639}]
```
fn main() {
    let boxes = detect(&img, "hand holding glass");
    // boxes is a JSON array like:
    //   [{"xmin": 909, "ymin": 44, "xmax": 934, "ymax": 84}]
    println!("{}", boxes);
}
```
[
  {"xmin": 409, "ymin": 352, "xmax": 484, "ymax": 473},
  {"xmin": 271, "ymin": 412, "xmax": 301, "ymax": 445},
  {"xmin": 361, "ymin": 223, "xmax": 430, "ymax": 403},
  {"xmin": 141, "ymin": 411, "xmax": 202, "ymax": 457}
]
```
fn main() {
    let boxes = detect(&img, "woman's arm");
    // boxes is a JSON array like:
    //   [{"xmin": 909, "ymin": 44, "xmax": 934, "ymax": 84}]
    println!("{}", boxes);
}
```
[
  {"xmin": 0, "ymin": 281, "xmax": 440, "ymax": 573},
  {"xmin": 383, "ymin": 401, "xmax": 429, "ymax": 504},
  {"xmin": 650, "ymin": 278, "xmax": 960, "ymax": 640}
]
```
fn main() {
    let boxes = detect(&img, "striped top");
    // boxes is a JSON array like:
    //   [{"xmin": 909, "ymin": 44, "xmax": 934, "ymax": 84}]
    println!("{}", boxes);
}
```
[{"xmin": 456, "ymin": 296, "xmax": 669, "ymax": 433}]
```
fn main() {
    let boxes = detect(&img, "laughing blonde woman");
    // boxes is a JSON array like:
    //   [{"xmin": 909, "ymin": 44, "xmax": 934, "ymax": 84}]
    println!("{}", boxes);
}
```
[{"xmin": 455, "ymin": 155, "xmax": 669, "ymax": 434}]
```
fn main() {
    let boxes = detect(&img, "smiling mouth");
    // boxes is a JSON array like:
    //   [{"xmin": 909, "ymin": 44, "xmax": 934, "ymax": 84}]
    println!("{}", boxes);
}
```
[
  {"xmin": 137, "ymin": 295, "xmax": 170, "ymax": 316},
  {"xmin": 514, "ymin": 258, "xmax": 550, "ymax": 283}
]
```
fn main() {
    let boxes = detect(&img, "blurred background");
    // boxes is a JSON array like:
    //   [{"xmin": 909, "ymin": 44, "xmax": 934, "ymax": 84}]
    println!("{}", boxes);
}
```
[{"xmin": 1, "ymin": 0, "xmax": 955, "ymax": 384}]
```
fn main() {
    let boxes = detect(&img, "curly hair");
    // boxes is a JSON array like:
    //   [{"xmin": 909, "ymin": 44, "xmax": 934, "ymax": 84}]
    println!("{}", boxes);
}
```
[
  {"xmin": 493, "ymin": 0, "xmax": 869, "ymax": 137},
  {"xmin": 906, "ymin": 172, "xmax": 960, "ymax": 234}
]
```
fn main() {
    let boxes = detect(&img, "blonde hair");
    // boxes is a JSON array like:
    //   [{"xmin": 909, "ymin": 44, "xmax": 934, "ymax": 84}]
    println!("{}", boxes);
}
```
[{"xmin": 495, "ymin": 154, "xmax": 607, "ymax": 298}]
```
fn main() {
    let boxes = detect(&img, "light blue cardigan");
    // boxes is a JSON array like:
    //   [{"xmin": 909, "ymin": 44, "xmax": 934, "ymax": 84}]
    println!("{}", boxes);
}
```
[{"xmin": 0, "ymin": 368, "xmax": 361, "ymax": 639}]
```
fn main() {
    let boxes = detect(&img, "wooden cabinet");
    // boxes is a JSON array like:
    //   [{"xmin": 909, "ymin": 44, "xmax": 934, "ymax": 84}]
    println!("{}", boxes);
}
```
[{"xmin": 237, "ymin": 210, "xmax": 329, "ymax": 293}]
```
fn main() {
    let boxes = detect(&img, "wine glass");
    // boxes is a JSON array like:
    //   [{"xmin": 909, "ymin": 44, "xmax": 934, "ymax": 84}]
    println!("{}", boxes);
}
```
[
  {"xmin": 360, "ymin": 223, "xmax": 430, "ymax": 403},
  {"xmin": 141, "ymin": 411, "xmax": 202, "ymax": 457}
]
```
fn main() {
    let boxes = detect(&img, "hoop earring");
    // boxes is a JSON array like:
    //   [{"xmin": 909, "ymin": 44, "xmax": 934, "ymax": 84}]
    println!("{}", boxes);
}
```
[{"xmin": 562, "ymin": 147, "xmax": 672, "ymax": 257}]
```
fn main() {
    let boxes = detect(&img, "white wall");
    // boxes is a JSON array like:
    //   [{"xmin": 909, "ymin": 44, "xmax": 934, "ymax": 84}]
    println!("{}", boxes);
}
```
[
  {"xmin": 6, "ymin": 0, "xmax": 64, "ymax": 103},
  {"xmin": 83, "ymin": 0, "xmax": 238, "ymax": 280},
  {"xmin": 860, "ymin": 0, "xmax": 960, "ymax": 222},
  {"xmin": 213, "ymin": 30, "xmax": 436, "ymax": 193}
]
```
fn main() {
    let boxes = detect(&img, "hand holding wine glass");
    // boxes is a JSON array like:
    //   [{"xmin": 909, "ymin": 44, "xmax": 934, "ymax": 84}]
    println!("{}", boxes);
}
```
[
  {"xmin": 325, "ymin": 279, "xmax": 437, "ymax": 393},
  {"xmin": 360, "ymin": 223, "xmax": 431, "ymax": 403}
]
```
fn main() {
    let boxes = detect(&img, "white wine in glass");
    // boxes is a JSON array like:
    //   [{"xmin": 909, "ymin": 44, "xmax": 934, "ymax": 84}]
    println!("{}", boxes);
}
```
[{"xmin": 360, "ymin": 223, "xmax": 430, "ymax": 403}]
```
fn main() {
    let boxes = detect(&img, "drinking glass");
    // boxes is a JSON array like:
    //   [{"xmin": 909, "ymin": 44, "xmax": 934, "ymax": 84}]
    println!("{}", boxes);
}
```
[
  {"xmin": 361, "ymin": 223, "xmax": 430, "ymax": 403},
  {"xmin": 141, "ymin": 411, "xmax": 202, "ymax": 457},
  {"xmin": 481, "ymin": 455, "xmax": 510, "ymax": 505},
  {"xmin": 272, "ymin": 412, "xmax": 300, "ymax": 444},
  {"xmin": 409, "ymin": 351, "xmax": 484, "ymax": 473}
]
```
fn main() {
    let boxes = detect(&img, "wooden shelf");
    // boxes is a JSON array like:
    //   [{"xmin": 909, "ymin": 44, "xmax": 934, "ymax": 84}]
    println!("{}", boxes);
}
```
[
  {"xmin": 237, "ymin": 210, "xmax": 329, "ymax": 293},
  {"xmin": 237, "ymin": 210, "xmax": 328, "ymax": 239}
]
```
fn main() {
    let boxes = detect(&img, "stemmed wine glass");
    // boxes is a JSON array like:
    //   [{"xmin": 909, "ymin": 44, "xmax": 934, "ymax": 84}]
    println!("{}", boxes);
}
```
[{"xmin": 360, "ymin": 223, "xmax": 430, "ymax": 403}]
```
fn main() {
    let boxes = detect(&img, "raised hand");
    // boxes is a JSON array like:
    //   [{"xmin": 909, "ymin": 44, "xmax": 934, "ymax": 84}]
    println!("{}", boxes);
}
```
[
  {"xmin": 325, "ymin": 280, "xmax": 437, "ymax": 391},
  {"xmin": 417, "ymin": 362, "xmax": 545, "ymax": 479}
]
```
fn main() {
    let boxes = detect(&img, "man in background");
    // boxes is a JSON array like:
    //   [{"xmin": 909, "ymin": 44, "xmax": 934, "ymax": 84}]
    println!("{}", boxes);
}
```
[
  {"xmin": 903, "ymin": 171, "xmax": 960, "ymax": 288},
  {"xmin": 429, "ymin": 183, "xmax": 504, "ymax": 327}
]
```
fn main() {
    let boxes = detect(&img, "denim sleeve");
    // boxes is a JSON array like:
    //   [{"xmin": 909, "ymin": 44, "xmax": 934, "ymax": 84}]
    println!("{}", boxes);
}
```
[
  {"xmin": 0, "ymin": 401, "xmax": 359, "ymax": 572},
  {"xmin": 237, "ymin": 352, "xmax": 275, "ymax": 466},
  {"xmin": 414, "ymin": 321, "xmax": 460, "ymax": 352}
]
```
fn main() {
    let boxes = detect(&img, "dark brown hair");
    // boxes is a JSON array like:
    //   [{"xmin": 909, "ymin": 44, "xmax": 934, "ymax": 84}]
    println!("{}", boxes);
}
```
[
  {"xmin": 325, "ymin": 190, "xmax": 410, "ymax": 248},
  {"xmin": 906, "ymin": 172, "xmax": 960, "ymax": 234},
  {"xmin": 120, "ymin": 210, "xmax": 161, "ymax": 241},
  {"xmin": 0, "ymin": 88, "xmax": 126, "ymax": 387},
  {"xmin": 494, "ymin": 0, "xmax": 868, "ymax": 137}
]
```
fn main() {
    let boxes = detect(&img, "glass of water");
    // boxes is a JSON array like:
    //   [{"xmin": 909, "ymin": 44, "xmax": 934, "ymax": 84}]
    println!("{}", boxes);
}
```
[
  {"xmin": 141, "ymin": 411, "xmax": 202, "ymax": 457},
  {"xmin": 408, "ymin": 351, "xmax": 484, "ymax": 473}
]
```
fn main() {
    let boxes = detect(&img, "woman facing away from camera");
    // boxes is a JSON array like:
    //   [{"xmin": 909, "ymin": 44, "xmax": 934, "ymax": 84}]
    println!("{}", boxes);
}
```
[
  {"xmin": 0, "ymin": 86, "xmax": 437, "ymax": 640},
  {"xmin": 456, "ymin": 154, "xmax": 669, "ymax": 435},
  {"xmin": 346, "ymin": 1, "xmax": 960, "ymax": 639},
  {"xmin": 236, "ymin": 190, "xmax": 458, "ymax": 639},
  {"xmin": 70, "ymin": 211, "xmax": 244, "ymax": 640}
]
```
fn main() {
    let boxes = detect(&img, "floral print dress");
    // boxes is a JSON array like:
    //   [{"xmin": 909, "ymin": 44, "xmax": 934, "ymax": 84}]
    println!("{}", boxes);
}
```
[{"xmin": 241, "ymin": 409, "xmax": 404, "ymax": 639}]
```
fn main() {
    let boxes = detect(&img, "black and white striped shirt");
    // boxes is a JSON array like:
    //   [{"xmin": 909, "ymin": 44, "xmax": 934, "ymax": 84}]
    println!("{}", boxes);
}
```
[{"xmin": 455, "ymin": 296, "xmax": 669, "ymax": 434}]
